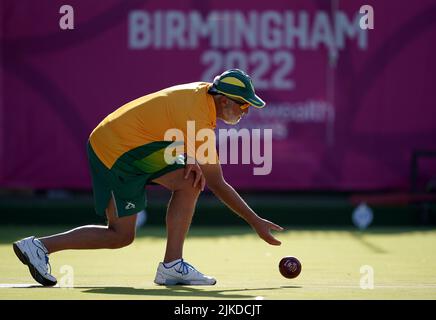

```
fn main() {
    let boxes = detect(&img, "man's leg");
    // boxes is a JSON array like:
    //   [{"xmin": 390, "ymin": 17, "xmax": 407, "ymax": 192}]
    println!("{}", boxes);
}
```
[
  {"xmin": 38, "ymin": 197, "xmax": 137, "ymax": 253},
  {"xmin": 152, "ymin": 169, "xmax": 201, "ymax": 263}
]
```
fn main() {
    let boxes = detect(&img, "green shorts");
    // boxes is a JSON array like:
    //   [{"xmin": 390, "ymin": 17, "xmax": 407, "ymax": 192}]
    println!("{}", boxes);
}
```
[{"xmin": 87, "ymin": 141, "xmax": 185, "ymax": 217}]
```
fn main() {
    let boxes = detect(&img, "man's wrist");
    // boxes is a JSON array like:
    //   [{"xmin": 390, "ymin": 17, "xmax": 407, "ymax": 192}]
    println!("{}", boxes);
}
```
[{"xmin": 245, "ymin": 213, "xmax": 261, "ymax": 226}]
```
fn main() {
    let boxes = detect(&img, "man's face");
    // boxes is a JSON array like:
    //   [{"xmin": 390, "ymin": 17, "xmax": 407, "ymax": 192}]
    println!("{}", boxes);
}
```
[{"xmin": 221, "ymin": 97, "xmax": 249, "ymax": 125}]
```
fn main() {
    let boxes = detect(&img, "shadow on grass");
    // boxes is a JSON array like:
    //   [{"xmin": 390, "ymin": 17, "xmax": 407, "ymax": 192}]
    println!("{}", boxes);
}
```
[
  {"xmin": 7, "ymin": 285, "xmax": 301, "ymax": 299},
  {"xmin": 348, "ymin": 232, "xmax": 389, "ymax": 254},
  {"xmin": 80, "ymin": 286, "xmax": 293, "ymax": 299}
]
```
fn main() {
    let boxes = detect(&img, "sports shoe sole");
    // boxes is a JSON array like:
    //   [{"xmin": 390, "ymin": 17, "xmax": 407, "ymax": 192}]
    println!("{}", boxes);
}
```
[
  {"xmin": 154, "ymin": 274, "xmax": 216, "ymax": 286},
  {"xmin": 13, "ymin": 242, "xmax": 57, "ymax": 287}
]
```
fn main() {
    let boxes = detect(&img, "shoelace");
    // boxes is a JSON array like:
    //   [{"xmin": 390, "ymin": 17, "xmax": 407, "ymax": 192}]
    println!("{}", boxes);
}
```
[
  {"xmin": 32, "ymin": 238, "xmax": 52, "ymax": 275},
  {"xmin": 173, "ymin": 259, "xmax": 198, "ymax": 276}
]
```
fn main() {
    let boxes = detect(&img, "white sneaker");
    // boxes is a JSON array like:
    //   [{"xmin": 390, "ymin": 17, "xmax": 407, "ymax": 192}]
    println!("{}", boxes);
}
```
[
  {"xmin": 154, "ymin": 259, "xmax": 216, "ymax": 285},
  {"xmin": 13, "ymin": 236, "xmax": 57, "ymax": 286}
]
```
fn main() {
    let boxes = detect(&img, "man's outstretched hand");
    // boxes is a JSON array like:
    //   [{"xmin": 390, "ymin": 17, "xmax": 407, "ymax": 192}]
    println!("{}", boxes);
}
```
[{"xmin": 251, "ymin": 218, "xmax": 284, "ymax": 246}]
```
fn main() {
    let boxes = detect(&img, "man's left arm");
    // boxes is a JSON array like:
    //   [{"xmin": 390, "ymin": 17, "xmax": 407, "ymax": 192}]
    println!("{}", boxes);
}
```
[{"xmin": 199, "ymin": 162, "xmax": 284, "ymax": 246}]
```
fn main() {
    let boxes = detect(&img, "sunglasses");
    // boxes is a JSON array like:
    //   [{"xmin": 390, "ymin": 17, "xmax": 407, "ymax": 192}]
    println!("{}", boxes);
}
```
[{"xmin": 227, "ymin": 97, "xmax": 250, "ymax": 110}]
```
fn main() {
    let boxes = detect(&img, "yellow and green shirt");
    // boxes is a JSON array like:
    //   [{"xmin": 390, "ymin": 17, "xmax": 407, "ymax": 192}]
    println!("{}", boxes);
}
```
[{"xmin": 89, "ymin": 82, "xmax": 217, "ymax": 173}]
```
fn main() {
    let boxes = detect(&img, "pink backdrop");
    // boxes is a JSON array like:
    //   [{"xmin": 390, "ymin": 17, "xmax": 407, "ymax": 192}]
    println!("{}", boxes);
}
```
[{"xmin": 1, "ymin": 0, "xmax": 436, "ymax": 190}]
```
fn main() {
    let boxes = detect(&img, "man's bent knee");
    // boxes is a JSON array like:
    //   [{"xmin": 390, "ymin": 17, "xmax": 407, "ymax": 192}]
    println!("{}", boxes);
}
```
[
  {"xmin": 107, "ymin": 229, "xmax": 135, "ymax": 249},
  {"xmin": 174, "ymin": 174, "xmax": 202, "ymax": 194},
  {"xmin": 106, "ymin": 214, "xmax": 137, "ymax": 249}
]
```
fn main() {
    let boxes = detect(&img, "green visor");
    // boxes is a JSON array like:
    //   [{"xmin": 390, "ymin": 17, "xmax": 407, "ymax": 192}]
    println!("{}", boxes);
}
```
[{"xmin": 209, "ymin": 69, "xmax": 266, "ymax": 108}]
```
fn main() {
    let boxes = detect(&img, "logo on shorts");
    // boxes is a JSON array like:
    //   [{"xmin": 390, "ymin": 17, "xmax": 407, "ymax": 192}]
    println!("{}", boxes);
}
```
[{"xmin": 125, "ymin": 202, "xmax": 136, "ymax": 210}]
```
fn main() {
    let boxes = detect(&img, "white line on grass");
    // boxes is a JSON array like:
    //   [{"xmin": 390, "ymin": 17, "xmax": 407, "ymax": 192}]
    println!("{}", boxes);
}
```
[
  {"xmin": 0, "ymin": 284, "xmax": 126, "ymax": 288},
  {"xmin": 1, "ymin": 284, "xmax": 436, "ymax": 289}
]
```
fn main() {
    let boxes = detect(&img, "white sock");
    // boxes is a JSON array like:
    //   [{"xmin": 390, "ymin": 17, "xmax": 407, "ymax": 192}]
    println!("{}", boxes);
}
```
[{"xmin": 163, "ymin": 259, "xmax": 182, "ymax": 267}]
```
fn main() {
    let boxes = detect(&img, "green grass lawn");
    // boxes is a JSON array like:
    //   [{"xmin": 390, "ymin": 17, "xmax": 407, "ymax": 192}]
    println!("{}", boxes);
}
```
[{"xmin": 0, "ymin": 225, "xmax": 436, "ymax": 300}]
